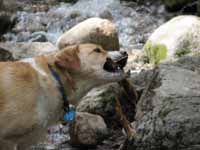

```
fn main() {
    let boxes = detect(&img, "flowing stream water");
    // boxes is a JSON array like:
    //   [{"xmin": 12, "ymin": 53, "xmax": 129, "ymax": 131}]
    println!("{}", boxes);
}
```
[{"xmin": 4, "ymin": 0, "xmax": 172, "ymax": 51}]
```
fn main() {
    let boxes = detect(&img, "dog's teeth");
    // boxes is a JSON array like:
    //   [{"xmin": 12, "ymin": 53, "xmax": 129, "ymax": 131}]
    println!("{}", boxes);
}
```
[{"xmin": 117, "ymin": 66, "xmax": 120, "ymax": 70}]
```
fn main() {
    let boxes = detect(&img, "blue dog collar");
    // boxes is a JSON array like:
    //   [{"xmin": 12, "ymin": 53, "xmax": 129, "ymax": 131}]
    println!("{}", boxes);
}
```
[
  {"xmin": 48, "ymin": 64, "xmax": 76, "ymax": 121},
  {"xmin": 64, "ymin": 105, "xmax": 76, "ymax": 121},
  {"xmin": 48, "ymin": 64, "xmax": 70, "ymax": 112}
]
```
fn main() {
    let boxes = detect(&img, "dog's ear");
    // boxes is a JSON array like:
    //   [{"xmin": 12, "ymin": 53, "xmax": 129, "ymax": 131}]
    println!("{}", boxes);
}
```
[{"xmin": 55, "ymin": 45, "xmax": 81, "ymax": 71}]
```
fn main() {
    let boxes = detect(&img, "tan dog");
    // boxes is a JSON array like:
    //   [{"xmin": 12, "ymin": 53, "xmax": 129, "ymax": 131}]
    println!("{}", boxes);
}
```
[{"xmin": 0, "ymin": 43, "xmax": 128, "ymax": 150}]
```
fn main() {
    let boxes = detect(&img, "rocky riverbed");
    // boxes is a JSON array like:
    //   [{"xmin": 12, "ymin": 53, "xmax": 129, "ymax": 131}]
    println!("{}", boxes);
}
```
[{"xmin": 1, "ymin": 0, "xmax": 172, "ymax": 51}]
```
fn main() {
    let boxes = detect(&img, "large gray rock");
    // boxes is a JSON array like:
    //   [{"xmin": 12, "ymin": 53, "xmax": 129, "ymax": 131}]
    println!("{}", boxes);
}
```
[
  {"xmin": 0, "ymin": 42, "xmax": 57, "ymax": 59},
  {"xmin": 57, "ymin": 17, "xmax": 120, "ymax": 51},
  {"xmin": 77, "ymin": 84, "xmax": 118, "ymax": 126},
  {"xmin": 77, "ymin": 83, "xmax": 137, "ymax": 128},
  {"xmin": 128, "ymin": 56, "xmax": 200, "ymax": 150},
  {"xmin": 144, "ymin": 15, "xmax": 200, "ymax": 64},
  {"xmin": 69, "ymin": 112, "xmax": 108, "ymax": 146}
]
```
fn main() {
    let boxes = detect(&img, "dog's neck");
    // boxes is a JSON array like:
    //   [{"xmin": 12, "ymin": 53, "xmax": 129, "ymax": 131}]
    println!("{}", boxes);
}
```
[
  {"xmin": 46, "ymin": 54, "xmax": 101, "ymax": 106},
  {"xmin": 66, "ymin": 72, "xmax": 101, "ymax": 105}
]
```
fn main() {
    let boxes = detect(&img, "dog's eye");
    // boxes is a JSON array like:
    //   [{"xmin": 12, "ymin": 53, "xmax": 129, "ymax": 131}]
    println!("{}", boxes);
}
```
[{"xmin": 93, "ymin": 48, "xmax": 101, "ymax": 53}]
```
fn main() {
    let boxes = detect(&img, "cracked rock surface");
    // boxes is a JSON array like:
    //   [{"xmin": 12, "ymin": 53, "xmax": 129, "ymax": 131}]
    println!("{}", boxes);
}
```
[{"xmin": 128, "ymin": 56, "xmax": 200, "ymax": 150}]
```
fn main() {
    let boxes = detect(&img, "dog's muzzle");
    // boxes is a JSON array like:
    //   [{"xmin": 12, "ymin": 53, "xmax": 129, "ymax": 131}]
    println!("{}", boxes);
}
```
[{"xmin": 103, "ymin": 51, "xmax": 128, "ymax": 72}]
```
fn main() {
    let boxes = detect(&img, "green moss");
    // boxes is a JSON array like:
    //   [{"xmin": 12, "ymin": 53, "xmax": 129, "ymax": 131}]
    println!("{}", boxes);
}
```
[
  {"xmin": 159, "ymin": 108, "xmax": 172, "ymax": 120},
  {"xmin": 99, "ymin": 89, "xmax": 116, "ymax": 105},
  {"xmin": 145, "ymin": 41, "xmax": 167, "ymax": 65},
  {"xmin": 175, "ymin": 49, "xmax": 191, "ymax": 57},
  {"xmin": 159, "ymin": 107, "xmax": 179, "ymax": 120}
]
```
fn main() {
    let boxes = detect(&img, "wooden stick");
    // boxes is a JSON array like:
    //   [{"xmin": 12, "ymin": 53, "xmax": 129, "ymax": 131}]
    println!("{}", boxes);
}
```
[
  {"xmin": 115, "ymin": 78, "xmax": 138, "ymax": 141},
  {"xmin": 115, "ymin": 97, "xmax": 136, "ymax": 140},
  {"xmin": 118, "ymin": 79, "xmax": 138, "ymax": 106}
]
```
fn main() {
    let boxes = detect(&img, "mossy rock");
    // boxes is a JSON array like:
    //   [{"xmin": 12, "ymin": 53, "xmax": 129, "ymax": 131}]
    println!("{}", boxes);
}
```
[
  {"xmin": 175, "ymin": 49, "xmax": 191, "ymax": 58},
  {"xmin": 144, "ymin": 41, "xmax": 167, "ymax": 65},
  {"xmin": 144, "ymin": 16, "xmax": 200, "ymax": 64}
]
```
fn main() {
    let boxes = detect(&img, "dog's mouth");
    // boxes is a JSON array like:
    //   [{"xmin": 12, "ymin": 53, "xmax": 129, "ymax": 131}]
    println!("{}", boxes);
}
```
[{"xmin": 103, "ymin": 55, "xmax": 128, "ymax": 73}]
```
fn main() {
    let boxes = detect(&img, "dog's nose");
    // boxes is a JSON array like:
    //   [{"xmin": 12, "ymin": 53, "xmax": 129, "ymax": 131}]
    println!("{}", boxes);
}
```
[{"xmin": 120, "ymin": 51, "xmax": 128, "ymax": 56}]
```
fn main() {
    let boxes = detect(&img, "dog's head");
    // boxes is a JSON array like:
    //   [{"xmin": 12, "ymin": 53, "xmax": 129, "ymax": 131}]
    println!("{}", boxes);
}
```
[{"xmin": 55, "ymin": 43, "xmax": 128, "ymax": 82}]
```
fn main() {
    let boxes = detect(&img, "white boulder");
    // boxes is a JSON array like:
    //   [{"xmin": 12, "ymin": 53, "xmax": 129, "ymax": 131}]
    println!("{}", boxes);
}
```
[
  {"xmin": 57, "ymin": 17, "xmax": 119, "ymax": 51},
  {"xmin": 144, "ymin": 15, "xmax": 200, "ymax": 64}
]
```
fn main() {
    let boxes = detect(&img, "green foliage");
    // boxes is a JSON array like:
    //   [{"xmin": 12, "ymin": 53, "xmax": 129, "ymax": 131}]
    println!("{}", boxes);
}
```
[
  {"xmin": 175, "ymin": 49, "xmax": 191, "ymax": 57},
  {"xmin": 145, "ymin": 41, "xmax": 167, "ymax": 65}
]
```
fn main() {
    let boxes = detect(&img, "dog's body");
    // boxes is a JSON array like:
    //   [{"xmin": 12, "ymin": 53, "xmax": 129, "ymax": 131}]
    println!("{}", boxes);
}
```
[{"xmin": 0, "ymin": 44, "xmax": 128, "ymax": 150}]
